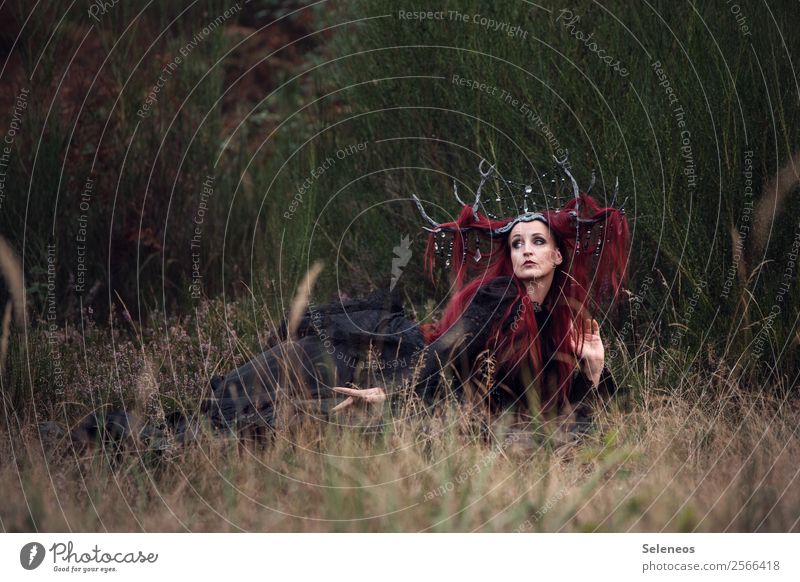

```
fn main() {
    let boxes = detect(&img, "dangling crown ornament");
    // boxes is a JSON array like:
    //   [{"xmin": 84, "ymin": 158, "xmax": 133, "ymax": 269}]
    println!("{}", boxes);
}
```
[{"xmin": 412, "ymin": 156, "xmax": 629, "ymax": 301}]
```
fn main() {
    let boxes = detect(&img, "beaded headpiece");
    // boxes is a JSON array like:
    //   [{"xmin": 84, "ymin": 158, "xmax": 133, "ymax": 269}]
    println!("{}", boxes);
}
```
[{"xmin": 412, "ymin": 157, "xmax": 629, "ymax": 297}]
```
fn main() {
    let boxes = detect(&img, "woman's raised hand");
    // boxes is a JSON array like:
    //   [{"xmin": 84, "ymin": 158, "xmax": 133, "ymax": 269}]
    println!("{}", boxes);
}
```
[
  {"xmin": 569, "ymin": 318, "xmax": 604, "ymax": 387},
  {"xmin": 330, "ymin": 386, "xmax": 387, "ymax": 413}
]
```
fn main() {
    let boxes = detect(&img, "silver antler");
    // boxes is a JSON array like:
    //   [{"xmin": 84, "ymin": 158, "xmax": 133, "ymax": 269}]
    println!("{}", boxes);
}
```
[
  {"xmin": 587, "ymin": 169, "xmax": 597, "ymax": 193},
  {"xmin": 412, "ymin": 194, "xmax": 441, "ymax": 232},
  {"xmin": 473, "ymin": 159, "xmax": 496, "ymax": 220},
  {"xmin": 554, "ymin": 156, "xmax": 579, "ymax": 201},
  {"xmin": 610, "ymin": 176, "xmax": 619, "ymax": 207},
  {"xmin": 453, "ymin": 180, "xmax": 466, "ymax": 206}
]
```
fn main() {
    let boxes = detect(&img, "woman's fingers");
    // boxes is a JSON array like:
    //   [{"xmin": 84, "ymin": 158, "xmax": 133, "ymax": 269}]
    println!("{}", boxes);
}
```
[
  {"xmin": 331, "ymin": 386, "xmax": 387, "ymax": 411},
  {"xmin": 358, "ymin": 387, "xmax": 387, "ymax": 403},
  {"xmin": 330, "ymin": 396, "xmax": 354, "ymax": 413},
  {"xmin": 578, "ymin": 318, "xmax": 600, "ymax": 340},
  {"xmin": 569, "ymin": 318, "xmax": 603, "ymax": 359}
]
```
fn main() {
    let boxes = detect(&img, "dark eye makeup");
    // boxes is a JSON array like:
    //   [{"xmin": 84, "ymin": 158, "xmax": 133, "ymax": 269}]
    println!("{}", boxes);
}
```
[{"xmin": 512, "ymin": 236, "xmax": 547, "ymax": 248}]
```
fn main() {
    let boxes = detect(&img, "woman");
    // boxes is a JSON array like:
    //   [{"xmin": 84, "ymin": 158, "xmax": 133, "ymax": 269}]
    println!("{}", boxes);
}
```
[
  {"xmin": 330, "ymin": 170, "xmax": 629, "ymax": 432},
  {"xmin": 72, "ymin": 161, "xmax": 629, "ymax": 447}
]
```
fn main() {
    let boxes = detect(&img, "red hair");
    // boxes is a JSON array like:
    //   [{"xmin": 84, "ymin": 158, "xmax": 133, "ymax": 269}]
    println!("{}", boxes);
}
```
[{"xmin": 419, "ymin": 193, "xmax": 630, "ymax": 411}]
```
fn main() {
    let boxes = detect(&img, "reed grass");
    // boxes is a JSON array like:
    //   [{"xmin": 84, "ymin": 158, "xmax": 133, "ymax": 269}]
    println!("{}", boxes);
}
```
[
  {"xmin": 0, "ymin": 284, "xmax": 797, "ymax": 532},
  {"xmin": 0, "ymin": 0, "xmax": 798, "ymax": 533}
]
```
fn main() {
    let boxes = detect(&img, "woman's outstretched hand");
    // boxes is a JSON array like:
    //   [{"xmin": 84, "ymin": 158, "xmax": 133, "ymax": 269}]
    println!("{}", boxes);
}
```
[
  {"xmin": 569, "ymin": 318, "xmax": 604, "ymax": 387},
  {"xmin": 330, "ymin": 386, "xmax": 387, "ymax": 413}
]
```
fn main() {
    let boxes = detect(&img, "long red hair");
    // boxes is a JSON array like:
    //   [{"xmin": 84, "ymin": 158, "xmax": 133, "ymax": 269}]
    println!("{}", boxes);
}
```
[{"xmin": 419, "ymin": 193, "xmax": 630, "ymax": 411}]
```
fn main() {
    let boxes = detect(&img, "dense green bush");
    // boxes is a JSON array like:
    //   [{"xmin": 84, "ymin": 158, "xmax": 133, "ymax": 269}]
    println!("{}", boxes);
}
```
[
  {"xmin": 315, "ymin": 0, "xmax": 800, "ymax": 380},
  {"xmin": 1, "ymin": 0, "xmax": 798, "ymax": 383},
  {"xmin": 0, "ymin": 0, "xmax": 327, "ymax": 320}
]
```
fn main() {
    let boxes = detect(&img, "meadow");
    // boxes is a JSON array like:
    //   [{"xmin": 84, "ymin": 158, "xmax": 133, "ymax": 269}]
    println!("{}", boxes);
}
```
[
  {"xmin": 1, "ymin": 275, "xmax": 797, "ymax": 532},
  {"xmin": 0, "ymin": 0, "xmax": 798, "ymax": 532}
]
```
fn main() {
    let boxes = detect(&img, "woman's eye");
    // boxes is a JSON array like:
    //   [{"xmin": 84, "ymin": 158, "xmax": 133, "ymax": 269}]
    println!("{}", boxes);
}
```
[
  {"xmin": 512, "ymin": 241, "xmax": 522, "ymax": 248},
  {"xmin": 534, "ymin": 238, "xmax": 545, "ymax": 245}
]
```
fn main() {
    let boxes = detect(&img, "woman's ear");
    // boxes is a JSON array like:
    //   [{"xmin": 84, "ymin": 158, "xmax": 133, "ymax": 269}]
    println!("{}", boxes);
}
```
[{"xmin": 554, "ymin": 249, "xmax": 563, "ymax": 265}]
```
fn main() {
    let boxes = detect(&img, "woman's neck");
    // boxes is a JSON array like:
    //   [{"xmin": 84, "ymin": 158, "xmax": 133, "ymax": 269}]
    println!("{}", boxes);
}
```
[{"xmin": 524, "ymin": 277, "xmax": 551, "ymax": 305}]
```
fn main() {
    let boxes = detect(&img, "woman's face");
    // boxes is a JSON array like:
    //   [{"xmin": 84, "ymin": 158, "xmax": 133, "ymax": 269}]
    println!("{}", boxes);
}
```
[{"xmin": 509, "ymin": 220, "xmax": 562, "ymax": 284}]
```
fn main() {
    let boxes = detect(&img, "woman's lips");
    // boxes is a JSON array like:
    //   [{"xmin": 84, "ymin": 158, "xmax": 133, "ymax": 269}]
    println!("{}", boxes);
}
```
[{"xmin": 523, "ymin": 261, "xmax": 535, "ymax": 266}]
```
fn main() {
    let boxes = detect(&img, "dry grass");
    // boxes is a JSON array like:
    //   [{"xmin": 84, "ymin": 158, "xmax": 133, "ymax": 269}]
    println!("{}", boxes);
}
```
[
  {"xmin": 0, "ymin": 260, "xmax": 796, "ymax": 532},
  {"xmin": 0, "ymin": 234, "xmax": 25, "ymax": 376},
  {"xmin": 0, "ymin": 301, "xmax": 13, "ymax": 376},
  {"xmin": 285, "ymin": 260, "xmax": 324, "ymax": 341},
  {"xmin": 752, "ymin": 152, "xmax": 800, "ymax": 256},
  {"xmin": 0, "ymin": 308, "xmax": 797, "ymax": 532},
  {"xmin": 0, "ymin": 235, "xmax": 25, "ymax": 327}
]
